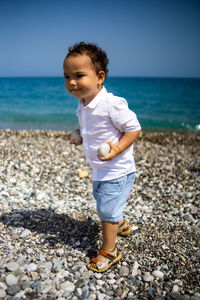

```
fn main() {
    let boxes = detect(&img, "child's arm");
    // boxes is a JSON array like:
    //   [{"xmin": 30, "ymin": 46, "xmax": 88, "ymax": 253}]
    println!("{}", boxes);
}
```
[{"xmin": 98, "ymin": 130, "xmax": 141, "ymax": 161}]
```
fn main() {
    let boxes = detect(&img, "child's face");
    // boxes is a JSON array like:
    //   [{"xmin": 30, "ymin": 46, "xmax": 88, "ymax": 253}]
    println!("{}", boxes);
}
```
[{"xmin": 63, "ymin": 54, "xmax": 105, "ymax": 105}]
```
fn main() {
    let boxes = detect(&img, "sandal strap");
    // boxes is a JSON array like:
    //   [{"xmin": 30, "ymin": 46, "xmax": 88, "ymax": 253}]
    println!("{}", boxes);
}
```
[
  {"xmin": 118, "ymin": 220, "xmax": 126, "ymax": 234},
  {"xmin": 99, "ymin": 249, "xmax": 116, "ymax": 260},
  {"xmin": 91, "ymin": 257, "xmax": 98, "ymax": 263}
]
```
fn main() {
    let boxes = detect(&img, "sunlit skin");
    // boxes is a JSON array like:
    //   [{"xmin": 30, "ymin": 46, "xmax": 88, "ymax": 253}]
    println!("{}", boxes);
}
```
[{"xmin": 63, "ymin": 53, "xmax": 141, "ymax": 268}]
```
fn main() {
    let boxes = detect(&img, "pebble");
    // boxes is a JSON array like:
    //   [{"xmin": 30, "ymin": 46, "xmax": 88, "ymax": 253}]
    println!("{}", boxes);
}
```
[
  {"xmin": 152, "ymin": 270, "xmax": 164, "ymax": 279},
  {"xmin": 6, "ymin": 285, "xmax": 21, "ymax": 296},
  {"xmin": 6, "ymin": 274, "xmax": 18, "ymax": 286},
  {"xmin": 20, "ymin": 229, "xmax": 32, "ymax": 238},
  {"xmin": 26, "ymin": 263, "xmax": 37, "ymax": 272},
  {"xmin": 172, "ymin": 284, "xmax": 179, "ymax": 293},
  {"xmin": 143, "ymin": 273, "xmax": 154, "ymax": 282},
  {"xmin": 119, "ymin": 265, "xmax": 129, "ymax": 276},
  {"xmin": 79, "ymin": 170, "xmax": 89, "ymax": 178},
  {"xmin": 6, "ymin": 262, "xmax": 20, "ymax": 272},
  {"xmin": 0, "ymin": 289, "xmax": 6, "ymax": 298},
  {"xmin": 61, "ymin": 282, "xmax": 75, "ymax": 293},
  {"xmin": 97, "ymin": 143, "xmax": 111, "ymax": 157},
  {"xmin": 0, "ymin": 130, "xmax": 199, "ymax": 300},
  {"xmin": 81, "ymin": 285, "xmax": 89, "ymax": 299},
  {"xmin": 131, "ymin": 261, "xmax": 139, "ymax": 277}
]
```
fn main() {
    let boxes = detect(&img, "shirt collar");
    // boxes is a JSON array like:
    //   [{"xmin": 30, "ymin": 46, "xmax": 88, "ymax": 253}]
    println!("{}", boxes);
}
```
[{"xmin": 81, "ymin": 86, "xmax": 108, "ymax": 109}]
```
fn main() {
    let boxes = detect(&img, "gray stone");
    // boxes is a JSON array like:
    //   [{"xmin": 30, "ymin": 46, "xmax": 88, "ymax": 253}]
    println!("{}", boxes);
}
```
[
  {"xmin": 119, "ymin": 266, "xmax": 129, "ymax": 276},
  {"xmin": 81, "ymin": 285, "xmax": 89, "ymax": 299},
  {"xmin": 82, "ymin": 270, "xmax": 92, "ymax": 279},
  {"xmin": 6, "ymin": 262, "xmax": 20, "ymax": 272},
  {"xmin": 75, "ymin": 279, "xmax": 87, "ymax": 288},
  {"xmin": 6, "ymin": 285, "xmax": 21, "ymax": 296},
  {"xmin": 13, "ymin": 290, "xmax": 26, "ymax": 299}
]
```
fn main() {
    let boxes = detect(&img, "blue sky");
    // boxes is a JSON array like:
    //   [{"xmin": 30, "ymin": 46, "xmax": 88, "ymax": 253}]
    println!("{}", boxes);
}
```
[{"xmin": 0, "ymin": 0, "xmax": 199, "ymax": 78}]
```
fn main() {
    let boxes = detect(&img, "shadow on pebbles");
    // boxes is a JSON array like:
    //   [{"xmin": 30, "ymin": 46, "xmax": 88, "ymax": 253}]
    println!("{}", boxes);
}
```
[{"xmin": 0, "ymin": 130, "xmax": 199, "ymax": 299}]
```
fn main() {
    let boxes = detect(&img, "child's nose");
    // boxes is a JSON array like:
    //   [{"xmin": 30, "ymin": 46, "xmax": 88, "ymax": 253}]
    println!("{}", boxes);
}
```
[{"xmin": 69, "ymin": 79, "xmax": 76, "ymax": 86}]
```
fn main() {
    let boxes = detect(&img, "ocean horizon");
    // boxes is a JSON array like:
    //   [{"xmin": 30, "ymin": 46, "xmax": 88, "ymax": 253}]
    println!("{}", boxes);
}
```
[{"xmin": 0, "ymin": 76, "xmax": 199, "ymax": 133}]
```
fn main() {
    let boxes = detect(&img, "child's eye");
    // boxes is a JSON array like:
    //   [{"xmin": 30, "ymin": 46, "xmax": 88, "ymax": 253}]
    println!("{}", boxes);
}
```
[
  {"xmin": 76, "ymin": 74, "xmax": 84, "ymax": 78},
  {"xmin": 64, "ymin": 75, "xmax": 70, "ymax": 79}
]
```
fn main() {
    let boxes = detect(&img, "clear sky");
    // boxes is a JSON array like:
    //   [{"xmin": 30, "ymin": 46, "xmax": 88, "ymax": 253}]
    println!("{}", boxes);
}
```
[{"xmin": 0, "ymin": 0, "xmax": 199, "ymax": 78}]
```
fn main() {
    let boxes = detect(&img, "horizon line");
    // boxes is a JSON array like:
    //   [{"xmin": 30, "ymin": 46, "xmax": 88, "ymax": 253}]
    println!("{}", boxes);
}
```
[{"xmin": 0, "ymin": 75, "xmax": 200, "ymax": 80}]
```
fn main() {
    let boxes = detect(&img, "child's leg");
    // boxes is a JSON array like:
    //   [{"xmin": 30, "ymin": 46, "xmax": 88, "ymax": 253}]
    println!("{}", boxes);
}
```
[
  {"xmin": 100, "ymin": 219, "xmax": 130, "ymax": 234},
  {"xmin": 87, "ymin": 221, "xmax": 119, "ymax": 268},
  {"xmin": 102, "ymin": 221, "xmax": 118, "ymax": 250},
  {"xmin": 89, "ymin": 173, "xmax": 136, "ymax": 269}
]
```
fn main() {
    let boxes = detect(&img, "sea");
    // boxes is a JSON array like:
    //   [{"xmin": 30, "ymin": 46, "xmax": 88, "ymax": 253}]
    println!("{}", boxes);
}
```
[{"xmin": 0, "ymin": 77, "xmax": 200, "ymax": 132}]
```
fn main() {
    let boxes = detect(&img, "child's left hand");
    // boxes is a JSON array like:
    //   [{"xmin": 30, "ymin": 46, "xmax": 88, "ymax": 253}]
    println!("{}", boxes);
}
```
[{"xmin": 98, "ymin": 141, "xmax": 120, "ymax": 161}]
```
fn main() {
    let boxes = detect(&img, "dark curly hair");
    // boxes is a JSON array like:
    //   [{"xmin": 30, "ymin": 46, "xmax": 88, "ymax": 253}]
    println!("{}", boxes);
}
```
[{"xmin": 65, "ymin": 41, "xmax": 109, "ymax": 77}]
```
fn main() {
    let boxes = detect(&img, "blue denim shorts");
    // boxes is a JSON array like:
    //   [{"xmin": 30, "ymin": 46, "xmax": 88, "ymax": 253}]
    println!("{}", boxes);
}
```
[{"xmin": 93, "ymin": 172, "xmax": 136, "ymax": 222}]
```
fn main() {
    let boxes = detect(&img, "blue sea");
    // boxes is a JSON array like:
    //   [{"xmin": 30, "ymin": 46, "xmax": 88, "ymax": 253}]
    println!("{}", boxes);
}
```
[{"xmin": 0, "ymin": 77, "xmax": 200, "ymax": 132}]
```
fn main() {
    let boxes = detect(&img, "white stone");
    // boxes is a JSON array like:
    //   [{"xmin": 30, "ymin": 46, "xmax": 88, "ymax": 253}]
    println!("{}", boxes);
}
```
[
  {"xmin": 88, "ymin": 294, "xmax": 96, "ymax": 300},
  {"xmin": 172, "ymin": 284, "xmax": 179, "ymax": 293},
  {"xmin": 96, "ymin": 279, "xmax": 104, "ymax": 285},
  {"xmin": 20, "ymin": 229, "xmax": 32, "ymax": 238},
  {"xmin": 0, "ymin": 283, "xmax": 6, "ymax": 290},
  {"xmin": 61, "ymin": 282, "xmax": 75, "ymax": 293},
  {"xmin": 131, "ymin": 261, "xmax": 139, "ymax": 277},
  {"xmin": 143, "ymin": 273, "xmax": 154, "ymax": 282},
  {"xmin": 37, "ymin": 192, "xmax": 46, "ymax": 201},
  {"xmin": 108, "ymin": 279, "xmax": 116, "ymax": 285},
  {"xmin": 0, "ymin": 289, "xmax": 6, "ymax": 298},
  {"xmin": 152, "ymin": 270, "xmax": 164, "ymax": 279},
  {"xmin": 97, "ymin": 143, "xmax": 110, "ymax": 157},
  {"xmin": 97, "ymin": 292, "xmax": 106, "ymax": 300},
  {"xmin": 6, "ymin": 274, "xmax": 18, "ymax": 286},
  {"xmin": 94, "ymin": 273, "xmax": 103, "ymax": 279},
  {"xmin": 56, "ymin": 176, "xmax": 63, "ymax": 183},
  {"xmin": 26, "ymin": 263, "xmax": 37, "ymax": 272}
]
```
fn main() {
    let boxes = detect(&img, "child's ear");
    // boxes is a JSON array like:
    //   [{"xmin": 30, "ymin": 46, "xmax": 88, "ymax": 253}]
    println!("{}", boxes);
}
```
[{"xmin": 97, "ymin": 71, "xmax": 105, "ymax": 84}]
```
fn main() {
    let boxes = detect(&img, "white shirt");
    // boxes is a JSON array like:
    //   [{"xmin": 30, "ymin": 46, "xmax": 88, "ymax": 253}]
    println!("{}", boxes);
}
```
[{"xmin": 76, "ymin": 86, "xmax": 141, "ymax": 181}]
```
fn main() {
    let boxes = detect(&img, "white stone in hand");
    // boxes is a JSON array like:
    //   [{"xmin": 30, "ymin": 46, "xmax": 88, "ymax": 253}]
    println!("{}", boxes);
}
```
[{"xmin": 97, "ymin": 143, "xmax": 111, "ymax": 157}]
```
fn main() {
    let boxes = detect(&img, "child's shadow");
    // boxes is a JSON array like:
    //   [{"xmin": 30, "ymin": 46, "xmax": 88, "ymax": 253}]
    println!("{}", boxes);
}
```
[{"xmin": 0, "ymin": 208, "xmax": 99, "ymax": 258}]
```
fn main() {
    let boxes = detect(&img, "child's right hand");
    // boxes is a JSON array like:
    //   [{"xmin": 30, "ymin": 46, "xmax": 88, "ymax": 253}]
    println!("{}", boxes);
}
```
[{"xmin": 67, "ymin": 129, "xmax": 82, "ymax": 146}]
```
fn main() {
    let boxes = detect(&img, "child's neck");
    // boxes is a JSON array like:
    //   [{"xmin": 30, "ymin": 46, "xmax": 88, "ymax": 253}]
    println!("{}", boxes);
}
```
[{"xmin": 83, "ymin": 86, "xmax": 103, "ymax": 106}]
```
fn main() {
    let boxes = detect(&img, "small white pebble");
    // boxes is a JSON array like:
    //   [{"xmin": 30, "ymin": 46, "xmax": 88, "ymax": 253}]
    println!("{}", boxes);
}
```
[{"xmin": 97, "ymin": 143, "xmax": 110, "ymax": 157}]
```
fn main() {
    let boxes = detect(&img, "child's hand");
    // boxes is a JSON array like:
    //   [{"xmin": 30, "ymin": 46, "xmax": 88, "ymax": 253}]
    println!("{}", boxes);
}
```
[
  {"xmin": 98, "ymin": 141, "xmax": 120, "ymax": 161},
  {"xmin": 67, "ymin": 129, "xmax": 82, "ymax": 146}
]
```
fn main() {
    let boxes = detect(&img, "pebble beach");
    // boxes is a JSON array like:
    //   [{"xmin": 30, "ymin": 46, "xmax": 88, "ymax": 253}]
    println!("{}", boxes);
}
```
[{"xmin": 0, "ymin": 129, "xmax": 199, "ymax": 300}]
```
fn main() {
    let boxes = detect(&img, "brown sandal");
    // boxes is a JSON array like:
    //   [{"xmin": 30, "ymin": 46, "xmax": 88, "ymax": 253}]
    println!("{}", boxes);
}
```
[
  {"xmin": 117, "ymin": 220, "xmax": 132, "ymax": 236},
  {"xmin": 87, "ymin": 247, "xmax": 122, "ymax": 272}
]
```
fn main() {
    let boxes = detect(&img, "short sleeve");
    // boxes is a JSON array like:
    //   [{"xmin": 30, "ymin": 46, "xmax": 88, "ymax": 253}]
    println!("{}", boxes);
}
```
[{"xmin": 109, "ymin": 97, "xmax": 141, "ymax": 133}]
